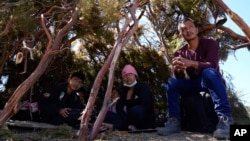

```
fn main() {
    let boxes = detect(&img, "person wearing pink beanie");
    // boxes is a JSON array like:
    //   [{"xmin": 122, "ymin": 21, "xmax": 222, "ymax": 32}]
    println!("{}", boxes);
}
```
[
  {"xmin": 112, "ymin": 64, "xmax": 156, "ymax": 131},
  {"xmin": 121, "ymin": 64, "xmax": 138, "ymax": 87},
  {"xmin": 122, "ymin": 64, "xmax": 138, "ymax": 78}
]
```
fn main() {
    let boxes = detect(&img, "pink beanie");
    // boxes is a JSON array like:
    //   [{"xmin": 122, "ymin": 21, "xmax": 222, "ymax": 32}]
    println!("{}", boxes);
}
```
[{"xmin": 122, "ymin": 64, "xmax": 138, "ymax": 78}]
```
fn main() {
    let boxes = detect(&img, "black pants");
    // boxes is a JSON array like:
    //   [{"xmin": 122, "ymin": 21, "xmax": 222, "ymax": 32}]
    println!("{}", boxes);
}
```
[{"xmin": 40, "ymin": 108, "xmax": 81, "ymax": 129}]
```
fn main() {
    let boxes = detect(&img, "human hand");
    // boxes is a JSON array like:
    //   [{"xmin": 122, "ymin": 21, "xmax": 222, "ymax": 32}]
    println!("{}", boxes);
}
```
[
  {"xmin": 172, "ymin": 56, "xmax": 187, "ymax": 72},
  {"xmin": 59, "ymin": 108, "xmax": 71, "ymax": 117}
]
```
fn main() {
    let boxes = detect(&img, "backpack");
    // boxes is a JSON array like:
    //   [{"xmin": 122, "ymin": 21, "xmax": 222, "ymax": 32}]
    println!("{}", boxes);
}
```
[{"xmin": 180, "ymin": 92, "xmax": 218, "ymax": 133}]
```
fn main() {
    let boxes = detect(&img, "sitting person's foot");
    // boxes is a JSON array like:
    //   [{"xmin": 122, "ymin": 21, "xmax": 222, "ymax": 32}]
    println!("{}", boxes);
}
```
[
  {"xmin": 213, "ymin": 115, "xmax": 234, "ymax": 139},
  {"xmin": 128, "ymin": 125, "xmax": 137, "ymax": 131},
  {"xmin": 102, "ymin": 123, "xmax": 113, "ymax": 130},
  {"xmin": 157, "ymin": 117, "xmax": 181, "ymax": 136}
]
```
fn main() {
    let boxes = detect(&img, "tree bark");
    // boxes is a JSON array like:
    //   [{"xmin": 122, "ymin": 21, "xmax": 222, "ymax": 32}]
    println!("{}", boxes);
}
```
[
  {"xmin": 78, "ymin": 0, "xmax": 144, "ymax": 140},
  {"xmin": 90, "ymin": 2, "xmax": 142, "ymax": 140},
  {"xmin": 0, "ymin": 17, "xmax": 16, "ymax": 75}
]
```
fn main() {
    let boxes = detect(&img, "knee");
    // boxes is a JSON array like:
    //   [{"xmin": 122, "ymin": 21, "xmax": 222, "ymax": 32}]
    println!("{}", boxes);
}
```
[
  {"xmin": 202, "ymin": 68, "xmax": 219, "ymax": 81},
  {"xmin": 167, "ymin": 77, "xmax": 178, "ymax": 88},
  {"xmin": 128, "ymin": 106, "xmax": 145, "ymax": 117},
  {"xmin": 68, "ymin": 109, "xmax": 81, "ymax": 118}
]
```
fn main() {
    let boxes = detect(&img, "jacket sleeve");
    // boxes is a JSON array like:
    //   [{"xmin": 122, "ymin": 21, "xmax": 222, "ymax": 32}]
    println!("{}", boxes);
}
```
[
  {"xmin": 115, "ymin": 91, "xmax": 127, "ymax": 120},
  {"xmin": 138, "ymin": 82, "xmax": 154, "ymax": 111},
  {"xmin": 197, "ymin": 39, "xmax": 220, "ymax": 71}
]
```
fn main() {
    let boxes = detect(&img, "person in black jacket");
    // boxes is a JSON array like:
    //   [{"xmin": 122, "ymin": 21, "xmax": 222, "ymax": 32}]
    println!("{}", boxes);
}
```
[
  {"xmin": 115, "ymin": 64, "xmax": 156, "ymax": 131},
  {"xmin": 38, "ymin": 71, "xmax": 85, "ymax": 129}
]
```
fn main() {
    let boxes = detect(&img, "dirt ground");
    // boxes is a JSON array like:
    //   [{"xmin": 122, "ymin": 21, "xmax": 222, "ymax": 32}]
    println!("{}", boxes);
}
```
[
  {"xmin": 2, "ymin": 126, "xmax": 230, "ymax": 141},
  {"xmin": 99, "ymin": 129, "xmax": 229, "ymax": 141},
  {"xmin": 2, "ymin": 118, "xmax": 236, "ymax": 141}
]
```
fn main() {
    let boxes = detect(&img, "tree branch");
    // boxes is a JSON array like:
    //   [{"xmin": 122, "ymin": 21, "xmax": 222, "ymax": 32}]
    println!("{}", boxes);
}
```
[
  {"xmin": 0, "ymin": 16, "xmax": 15, "ymax": 38},
  {"xmin": 199, "ymin": 24, "xmax": 248, "ymax": 42},
  {"xmin": 78, "ymin": 0, "xmax": 141, "ymax": 140},
  {"xmin": 214, "ymin": 0, "xmax": 250, "ymax": 41}
]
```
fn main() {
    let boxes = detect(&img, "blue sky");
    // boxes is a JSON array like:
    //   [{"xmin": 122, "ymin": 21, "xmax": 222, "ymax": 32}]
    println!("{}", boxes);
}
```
[{"xmin": 220, "ymin": 1, "xmax": 250, "ymax": 106}]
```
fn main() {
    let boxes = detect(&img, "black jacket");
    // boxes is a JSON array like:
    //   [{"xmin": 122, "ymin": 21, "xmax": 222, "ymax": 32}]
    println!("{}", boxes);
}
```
[
  {"xmin": 116, "ymin": 81, "xmax": 156, "ymax": 129},
  {"xmin": 38, "ymin": 83, "xmax": 83, "ymax": 117}
]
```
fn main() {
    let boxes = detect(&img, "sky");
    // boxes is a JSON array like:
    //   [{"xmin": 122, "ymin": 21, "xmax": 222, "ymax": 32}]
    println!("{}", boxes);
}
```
[{"xmin": 220, "ymin": 1, "xmax": 250, "ymax": 106}]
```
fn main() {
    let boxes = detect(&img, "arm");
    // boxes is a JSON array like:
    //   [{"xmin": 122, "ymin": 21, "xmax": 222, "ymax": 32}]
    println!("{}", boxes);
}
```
[
  {"xmin": 38, "ymin": 84, "xmax": 64, "ymax": 116},
  {"xmin": 38, "ymin": 92, "xmax": 61, "ymax": 116},
  {"xmin": 138, "ymin": 82, "xmax": 154, "ymax": 111},
  {"xmin": 197, "ymin": 40, "xmax": 219, "ymax": 71},
  {"xmin": 115, "ymin": 90, "xmax": 127, "ymax": 119},
  {"xmin": 173, "ymin": 39, "xmax": 219, "ymax": 74}
]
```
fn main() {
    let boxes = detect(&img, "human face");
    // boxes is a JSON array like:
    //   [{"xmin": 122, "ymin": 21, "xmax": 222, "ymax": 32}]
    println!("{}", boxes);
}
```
[
  {"xmin": 111, "ymin": 89, "xmax": 119, "ymax": 99},
  {"xmin": 123, "ymin": 73, "xmax": 136, "ymax": 85},
  {"xmin": 179, "ymin": 20, "xmax": 198, "ymax": 41},
  {"xmin": 68, "ymin": 76, "xmax": 83, "ymax": 91}
]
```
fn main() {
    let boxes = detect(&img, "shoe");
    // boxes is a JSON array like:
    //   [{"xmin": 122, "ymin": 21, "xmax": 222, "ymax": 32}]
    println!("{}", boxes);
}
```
[
  {"xmin": 215, "ymin": 10, "xmax": 227, "ymax": 26},
  {"xmin": 213, "ymin": 116, "xmax": 234, "ymax": 139},
  {"xmin": 128, "ymin": 125, "xmax": 137, "ymax": 131},
  {"xmin": 157, "ymin": 117, "xmax": 181, "ymax": 136}
]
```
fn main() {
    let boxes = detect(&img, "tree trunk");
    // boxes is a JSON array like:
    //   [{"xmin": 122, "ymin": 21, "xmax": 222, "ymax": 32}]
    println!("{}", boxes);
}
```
[{"xmin": 78, "ymin": 0, "xmax": 144, "ymax": 140}]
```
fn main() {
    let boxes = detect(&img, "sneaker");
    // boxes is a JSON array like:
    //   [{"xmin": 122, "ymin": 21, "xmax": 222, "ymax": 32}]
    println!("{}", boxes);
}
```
[
  {"xmin": 157, "ymin": 117, "xmax": 181, "ymax": 136},
  {"xmin": 213, "ymin": 116, "xmax": 234, "ymax": 139}
]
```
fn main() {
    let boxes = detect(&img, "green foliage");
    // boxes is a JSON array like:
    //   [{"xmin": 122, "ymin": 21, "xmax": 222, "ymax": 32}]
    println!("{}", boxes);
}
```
[
  {"xmin": 0, "ymin": 125, "xmax": 77, "ymax": 140},
  {"xmin": 0, "ymin": 128, "xmax": 21, "ymax": 140},
  {"xmin": 228, "ymin": 90, "xmax": 250, "ymax": 124}
]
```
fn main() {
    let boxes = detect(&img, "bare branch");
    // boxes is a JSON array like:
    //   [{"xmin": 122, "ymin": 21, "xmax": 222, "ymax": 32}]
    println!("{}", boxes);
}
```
[
  {"xmin": 79, "ymin": 0, "xmax": 141, "ymax": 140},
  {"xmin": 213, "ymin": 0, "xmax": 250, "ymax": 41},
  {"xmin": 41, "ymin": 14, "xmax": 52, "ymax": 50},
  {"xmin": 0, "ymin": 16, "xmax": 15, "ymax": 38},
  {"xmin": 199, "ymin": 24, "xmax": 248, "ymax": 42},
  {"xmin": 224, "ymin": 42, "xmax": 250, "ymax": 50}
]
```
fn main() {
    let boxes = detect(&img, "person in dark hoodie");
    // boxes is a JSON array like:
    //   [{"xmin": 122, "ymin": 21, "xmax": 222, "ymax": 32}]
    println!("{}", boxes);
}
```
[
  {"xmin": 115, "ymin": 64, "xmax": 156, "ymax": 131},
  {"xmin": 38, "ymin": 71, "xmax": 85, "ymax": 129}
]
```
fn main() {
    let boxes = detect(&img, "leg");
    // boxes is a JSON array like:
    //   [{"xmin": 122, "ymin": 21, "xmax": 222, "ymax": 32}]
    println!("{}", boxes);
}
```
[
  {"xmin": 64, "ymin": 108, "xmax": 82, "ymax": 129},
  {"xmin": 167, "ymin": 77, "xmax": 203, "ymax": 118},
  {"xmin": 201, "ymin": 68, "xmax": 232, "ymax": 117},
  {"xmin": 201, "ymin": 68, "xmax": 233, "ymax": 139},
  {"xmin": 158, "ymin": 77, "xmax": 203, "ymax": 136},
  {"xmin": 127, "ymin": 105, "xmax": 146, "ymax": 129},
  {"xmin": 104, "ymin": 111, "xmax": 126, "ymax": 130}
]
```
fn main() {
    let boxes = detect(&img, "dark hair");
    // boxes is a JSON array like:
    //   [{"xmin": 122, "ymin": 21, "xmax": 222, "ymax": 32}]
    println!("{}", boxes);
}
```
[
  {"xmin": 70, "ymin": 71, "xmax": 85, "ymax": 82},
  {"xmin": 178, "ymin": 17, "xmax": 195, "ymax": 31}
]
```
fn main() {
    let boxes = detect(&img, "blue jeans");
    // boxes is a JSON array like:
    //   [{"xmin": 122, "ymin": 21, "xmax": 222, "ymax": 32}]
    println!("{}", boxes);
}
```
[
  {"xmin": 104, "ymin": 111, "xmax": 125, "ymax": 130},
  {"xmin": 166, "ymin": 68, "xmax": 232, "ymax": 118}
]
